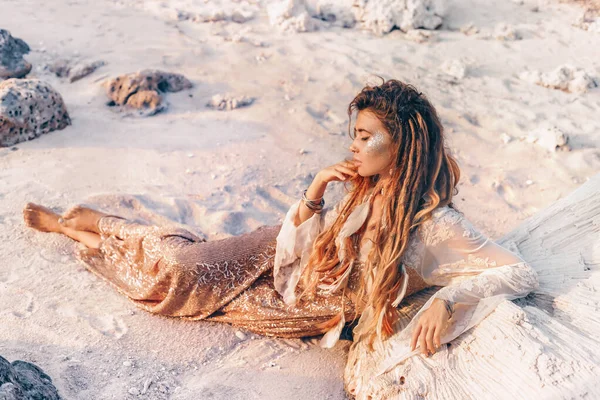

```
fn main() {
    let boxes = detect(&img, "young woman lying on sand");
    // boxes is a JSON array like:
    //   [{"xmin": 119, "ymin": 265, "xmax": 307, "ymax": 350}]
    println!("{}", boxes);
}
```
[{"xmin": 23, "ymin": 78, "xmax": 539, "ymax": 399}]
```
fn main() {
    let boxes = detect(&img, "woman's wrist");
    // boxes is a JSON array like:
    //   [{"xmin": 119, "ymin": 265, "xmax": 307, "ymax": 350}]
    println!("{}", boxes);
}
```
[{"xmin": 294, "ymin": 174, "xmax": 328, "ymax": 226}]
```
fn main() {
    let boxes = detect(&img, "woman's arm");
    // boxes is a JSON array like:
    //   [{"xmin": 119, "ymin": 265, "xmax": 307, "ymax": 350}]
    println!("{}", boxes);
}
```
[
  {"xmin": 293, "ymin": 174, "xmax": 328, "ymax": 227},
  {"xmin": 293, "ymin": 160, "xmax": 359, "ymax": 227}
]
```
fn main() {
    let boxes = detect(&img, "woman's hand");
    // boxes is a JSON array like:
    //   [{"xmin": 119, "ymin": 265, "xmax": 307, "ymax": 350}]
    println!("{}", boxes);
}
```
[
  {"xmin": 316, "ymin": 160, "xmax": 360, "ymax": 184},
  {"xmin": 410, "ymin": 298, "xmax": 451, "ymax": 357}
]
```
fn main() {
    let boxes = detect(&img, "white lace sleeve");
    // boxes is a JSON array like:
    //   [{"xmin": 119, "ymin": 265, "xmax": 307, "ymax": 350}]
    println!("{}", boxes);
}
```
[
  {"xmin": 273, "ymin": 193, "xmax": 349, "ymax": 305},
  {"xmin": 377, "ymin": 206, "xmax": 539, "ymax": 374}
]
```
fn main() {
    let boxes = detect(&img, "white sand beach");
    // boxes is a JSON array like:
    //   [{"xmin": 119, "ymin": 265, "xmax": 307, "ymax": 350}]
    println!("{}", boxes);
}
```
[{"xmin": 0, "ymin": 0, "xmax": 599, "ymax": 398}]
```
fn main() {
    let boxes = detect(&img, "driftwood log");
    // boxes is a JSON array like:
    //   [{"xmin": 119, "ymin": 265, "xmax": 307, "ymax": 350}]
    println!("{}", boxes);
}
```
[{"xmin": 371, "ymin": 172, "xmax": 600, "ymax": 399}]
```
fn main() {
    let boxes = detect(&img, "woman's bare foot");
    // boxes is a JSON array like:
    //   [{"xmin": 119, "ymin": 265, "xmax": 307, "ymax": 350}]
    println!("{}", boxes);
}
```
[
  {"xmin": 23, "ymin": 203, "xmax": 64, "ymax": 233},
  {"xmin": 60, "ymin": 205, "xmax": 109, "ymax": 233}
]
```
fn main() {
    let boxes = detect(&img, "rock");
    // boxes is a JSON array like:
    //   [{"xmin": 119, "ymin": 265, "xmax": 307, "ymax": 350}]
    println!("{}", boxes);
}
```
[
  {"xmin": 440, "ymin": 59, "xmax": 468, "ymax": 80},
  {"xmin": 104, "ymin": 70, "xmax": 192, "ymax": 116},
  {"xmin": 519, "ymin": 65, "xmax": 598, "ymax": 94},
  {"xmin": 235, "ymin": 331, "xmax": 247, "ymax": 340},
  {"xmin": 351, "ymin": 0, "xmax": 446, "ymax": 35},
  {"xmin": 267, "ymin": 0, "xmax": 318, "ymax": 33},
  {"xmin": 0, "ymin": 355, "xmax": 61, "ymax": 399},
  {"xmin": 268, "ymin": 0, "xmax": 446, "ymax": 35},
  {"xmin": 128, "ymin": 387, "xmax": 140, "ymax": 396},
  {"xmin": 0, "ymin": 29, "xmax": 31, "ymax": 80},
  {"xmin": 0, "ymin": 79, "xmax": 71, "ymax": 147},
  {"xmin": 206, "ymin": 94, "xmax": 254, "ymax": 111},
  {"xmin": 46, "ymin": 59, "xmax": 105, "ymax": 83},
  {"xmin": 493, "ymin": 23, "xmax": 522, "ymax": 41},
  {"xmin": 141, "ymin": 378, "xmax": 152, "ymax": 394},
  {"xmin": 500, "ymin": 132, "xmax": 513, "ymax": 144},
  {"xmin": 526, "ymin": 126, "xmax": 570, "ymax": 153}
]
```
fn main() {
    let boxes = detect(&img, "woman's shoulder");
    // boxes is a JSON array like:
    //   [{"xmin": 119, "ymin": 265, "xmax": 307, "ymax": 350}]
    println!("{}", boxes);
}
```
[{"xmin": 415, "ymin": 204, "xmax": 465, "ymax": 243}]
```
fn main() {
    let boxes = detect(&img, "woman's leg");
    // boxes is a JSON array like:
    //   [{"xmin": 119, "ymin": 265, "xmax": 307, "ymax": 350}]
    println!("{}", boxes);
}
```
[{"xmin": 23, "ymin": 203, "xmax": 103, "ymax": 249}]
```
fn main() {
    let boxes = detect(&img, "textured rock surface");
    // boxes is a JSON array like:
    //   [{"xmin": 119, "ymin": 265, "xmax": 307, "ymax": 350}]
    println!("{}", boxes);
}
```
[
  {"xmin": 207, "ymin": 93, "xmax": 255, "ymax": 111},
  {"xmin": 268, "ymin": 0, "xmax": 318, "ymax": 33},
  {"xmin": 0, "ymin": 29, "xmax": 31, "ymax": 80},
  {"xmin": 351, "ymin": 0, "xmax": 446, "ymax": 34},
  {"xmin": 519, "ymin": 64, "xmax": 598, "ymax": 94},
  {"xmin": 0, "ymin": 355, "xmax": 61, "ymax": 399},
  {"xmin": 269, "ymin": 0, "xmax": 446, "ymax": 34},
  {"xmin": 526, "ymin": 126, "xmax": 570, "ymax": 152},
  {"xmin": 104, "ymin": 69, "xmax": 192, "ymax": 116},
  {"xmin": 46, "ymin": 59, "xmax": 106, "ymax": 83},
  {"xmin": 0, "ymin": 79, "xmax": 71, "ymax": 147}
]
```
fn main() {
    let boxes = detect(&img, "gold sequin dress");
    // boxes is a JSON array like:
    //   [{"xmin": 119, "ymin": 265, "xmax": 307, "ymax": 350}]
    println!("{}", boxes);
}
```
[{"xmin": 75, "ymin": 191, "xmax": 539, "ymax": 400}]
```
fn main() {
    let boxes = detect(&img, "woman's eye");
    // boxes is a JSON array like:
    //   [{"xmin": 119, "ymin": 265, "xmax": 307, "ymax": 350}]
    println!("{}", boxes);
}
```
[{"xmin": 361, "ymin": 137, "xmax": 369, "ymax": 141}]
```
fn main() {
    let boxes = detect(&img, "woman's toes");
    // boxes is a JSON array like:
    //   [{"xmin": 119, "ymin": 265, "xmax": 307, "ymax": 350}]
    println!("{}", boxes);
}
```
[{"xmin": 22, "ymin": 203, "xmax": 61, "ymax": 233}]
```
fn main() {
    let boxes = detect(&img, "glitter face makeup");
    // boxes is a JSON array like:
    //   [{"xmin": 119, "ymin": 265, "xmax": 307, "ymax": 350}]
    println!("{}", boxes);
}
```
[
  {"xmin": 349, "ymin": 110, "xmax": 396, "ymax": 179},
  {"xmin": 365, "ymin": 130, "xmax": 388, "ymax": 156}
]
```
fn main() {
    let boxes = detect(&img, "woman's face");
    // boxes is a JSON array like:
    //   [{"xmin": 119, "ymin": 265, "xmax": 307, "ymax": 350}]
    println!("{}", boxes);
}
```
[{"xmin": 349, "ymin": 110, "xmax": 396, "ymax": 178}]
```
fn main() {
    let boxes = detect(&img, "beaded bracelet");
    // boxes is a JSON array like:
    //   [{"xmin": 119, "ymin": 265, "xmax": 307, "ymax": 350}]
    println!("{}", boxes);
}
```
[{"xmin": 302, "ymin": 189, "xmax": 325, "ymax": 214}]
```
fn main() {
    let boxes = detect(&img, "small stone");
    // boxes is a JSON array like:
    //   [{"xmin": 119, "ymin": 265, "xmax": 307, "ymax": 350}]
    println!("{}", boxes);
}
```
[
  {"xmin": 128, "ymin": 387, "xmax": 140, "ymax": 395},
  {"xmin": 211, "ymin": 174, "xmax": 217, "ymax": 179},
  {"xmin": 500, "ymin": 133, "xmax": 512, "ymax": 144},
  {"xmin": 141, "ymin": 378, "xmax": 153, "ymax": 394},
  {"xmin": 122, "ymin": 361, "xmax": 132, "ymax": 367},
  {"xmin": 299, "ymin": 148, "xmax": 307, "ymax": 155},
  {"xmin": 235, "ymin": 331, "xmax": 247, "ymax": 340},
  {"xmin": 526, "ymin": 180, "xmax": 533, "ymax": 186},
  {"xmin": 187, "ymin": 153, "xmax": 194, "ymax": 158}
]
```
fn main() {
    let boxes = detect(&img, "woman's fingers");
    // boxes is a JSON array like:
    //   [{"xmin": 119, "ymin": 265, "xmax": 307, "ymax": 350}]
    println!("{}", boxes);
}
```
[
  {"xmin": 342, "ymin": 160, "xmax": 359, "ymax": 170},
  {"xmin": 426, "ymin": 326, "xmax": 436, "ymax": 354},
  {"xmin": 335, "ymin": 166, "xmax": 358, "ymax": 177},
  {"xmin": 410, "ymin": 324, "xmax": 422, "ymax": 351},
  {"xmin": 334, "ymin": 171, "xmax": 346, "ymax": 181},
  {"xmin": 419, "ymin": 327, "xmax": 428, "ymax": 356},
  {"xmin": 434, "ymin": 327, "xmax": 441, "ymax": 350}
]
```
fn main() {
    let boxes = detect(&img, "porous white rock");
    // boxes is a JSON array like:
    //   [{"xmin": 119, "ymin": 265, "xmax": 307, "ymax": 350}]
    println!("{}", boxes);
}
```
[
  {"xmin": 267, "ymin": 0, "xmax": 318, "ymax": 33},
  {"xmin": 207, "ymin": 94, "xmax": 255, "ymax": 111},
  {"xmin": 440, "ymin": 59, "xmax": 468, "ymax": 80},
  {"xmin": 526, "ymin": 126, "xmax": 570, "ymax": 153},
  {"xmin": 351, "ymin": 0, "xmax": 446, "ymax": 35},
  {"xmin": 269, "ymin": 0, "xmax": 446, "ymax": 34},
  {"xmin": 519, "ymin": 65, "xmax": 598, "ymax": 94}
]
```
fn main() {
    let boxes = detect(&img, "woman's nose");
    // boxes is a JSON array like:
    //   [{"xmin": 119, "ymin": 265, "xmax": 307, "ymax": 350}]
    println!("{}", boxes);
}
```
[{"xmin": 349, "ymin": 142, "xmax": 358, "ymax": 153}]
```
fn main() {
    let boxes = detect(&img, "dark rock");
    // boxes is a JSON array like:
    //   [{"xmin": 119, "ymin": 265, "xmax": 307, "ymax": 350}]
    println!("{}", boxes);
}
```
[
  {"xmin": 0, "ymin": 79, "xmax": 71, "ymax": 147},
  {"xmin": 0, "ymin": 355, "xmax": 61, "ymax": 399},
  {"xmin": 0, "ymin": 29, "xmax": 31, "ymax": 80},
  {"xmin": 104, "ymin": 69, "xmax": 192, "ymax": 116},
  {"xmin": 46, "ymin": 59, "xmax": 105, "ymax": 83}
]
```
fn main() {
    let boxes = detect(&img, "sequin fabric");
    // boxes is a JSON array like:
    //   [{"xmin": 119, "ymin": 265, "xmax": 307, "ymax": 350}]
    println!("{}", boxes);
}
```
[{"xmin": 75, "ymin": 215, "xmax": 430, "ymax": 339}]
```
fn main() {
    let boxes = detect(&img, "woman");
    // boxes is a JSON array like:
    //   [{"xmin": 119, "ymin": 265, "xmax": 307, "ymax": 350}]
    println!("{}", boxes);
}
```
[{"xmin": 23, "ymin": 79, "xmax": 539, "ymax": 399}]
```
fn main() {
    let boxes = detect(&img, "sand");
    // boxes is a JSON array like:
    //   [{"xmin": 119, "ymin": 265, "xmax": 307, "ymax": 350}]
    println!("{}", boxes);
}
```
[{"xmin": 0, "ymin": 0, "xmax": 599, "ymax": 398}]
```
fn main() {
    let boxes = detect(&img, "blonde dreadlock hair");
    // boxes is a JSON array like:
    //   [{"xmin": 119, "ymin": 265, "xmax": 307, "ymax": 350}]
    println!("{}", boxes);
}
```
[{"xmin": 298, "ymin": 77, "xmax": 461, "ymax": 348}]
